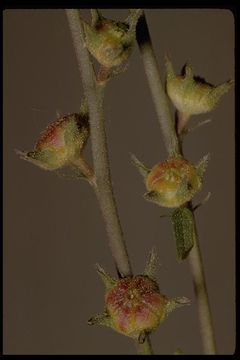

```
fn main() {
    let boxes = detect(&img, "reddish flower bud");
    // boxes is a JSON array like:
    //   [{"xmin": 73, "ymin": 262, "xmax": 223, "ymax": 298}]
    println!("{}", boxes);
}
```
[
  {"xmin": 105, "ymin": 275, "xmax": 168, "ymax": 337},
  {"xmin": 88, "ymin": 251, "xmax": 190, "ymax": 341},
  {"xmin": 17, "ymin": 113, "xmax": 89, "ymax": 171}
]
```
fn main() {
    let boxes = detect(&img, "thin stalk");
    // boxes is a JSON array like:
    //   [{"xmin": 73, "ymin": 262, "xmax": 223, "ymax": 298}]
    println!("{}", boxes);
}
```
[
  {"xmin": 65, "ymin": 8, "xmax": 132, "ymax": 279},
  {"xmin": 135, "ymin": 338, "xmax": 153, "ymax": 355},
  {"xmin": 70, "ymin": 156, "xmax": 96, "ymax": 186},
  {"xmin": 135, "ymin": 10, "xmax": 217, "ymax": 354},
  {"xmin": 177, "ymin": 111, "xmax": 190, "ymax": 135},
  {"xmin": 188, "ymin": 215, "xmax": 217, "ymax": 354},
  {"xmin": 133, "ymin": 10, "xmax": 180, "ymax": 157},
  {"xmin": 65, "ymin": 9, "xmax": 153, "ymax": 354}
]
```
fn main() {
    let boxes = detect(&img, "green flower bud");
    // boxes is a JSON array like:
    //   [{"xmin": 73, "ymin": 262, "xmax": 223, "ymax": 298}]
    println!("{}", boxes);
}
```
[
  {"xmin": 166, "ymin": 57, "xmax": 233, "ymax": 122},
  {"xmin": 17, "ymin": 113, "xmax": 89, "ymax": 171},
  {"xmin": 83, "ymin": 15, "xmax": 135, "ymax": 67}
]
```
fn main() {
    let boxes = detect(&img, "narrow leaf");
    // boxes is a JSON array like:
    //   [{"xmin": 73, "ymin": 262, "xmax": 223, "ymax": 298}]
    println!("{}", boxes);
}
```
[{"xmin": 171, "ymin": 207, "xmax": 195, "ymax": 260}]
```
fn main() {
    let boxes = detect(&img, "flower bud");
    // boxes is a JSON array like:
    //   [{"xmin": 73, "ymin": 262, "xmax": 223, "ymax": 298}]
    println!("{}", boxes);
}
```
[
  {"xmin": 17, "ymin": 113, "xmax": 89, "ymax": 171},
  {"xmin": 166, "ymin": 57, "xmax": 233, "ymax": 119},
  {"xmin": 88, "ymin": 252, "xmax": 190, "ymax": 341},
  {"xmin": 105, "ymin": 275, "xmax": 168, "ymax": 337},
  {"xmin": 145, "ymin": 157, "xmax": 204, "ymax": 208},
  {"xmin": 83, "ymin": 16, "xmax": 134, "ymax": 67}
]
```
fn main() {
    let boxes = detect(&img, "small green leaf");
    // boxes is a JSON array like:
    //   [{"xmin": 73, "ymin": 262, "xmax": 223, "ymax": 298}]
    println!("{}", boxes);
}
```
[{"xmin": 171, "ymin": 207, "xmax": 195, "ymax": 260}]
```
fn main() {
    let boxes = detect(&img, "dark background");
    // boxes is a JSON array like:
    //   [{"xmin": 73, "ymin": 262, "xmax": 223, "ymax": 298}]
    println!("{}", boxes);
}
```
[{"xmin": 3, "ymin": 9, "xmax": 235, "ymax": 354}]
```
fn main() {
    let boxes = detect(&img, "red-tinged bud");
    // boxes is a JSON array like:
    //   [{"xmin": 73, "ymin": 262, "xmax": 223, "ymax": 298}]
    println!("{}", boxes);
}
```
[
  {"xmin": 105, "ymin": 275, "xmax": 168, "ymax": 337},
  {"xmin": 17, "ymin": 113, "xmax": 89, "ymax": 171},
  {"xmin": 88, "ymin": 250, "xmax": 190, "ymax": 341},
  {"xmin": 145, "ymin": 157, "xmax": 203, "ymax": 208}
]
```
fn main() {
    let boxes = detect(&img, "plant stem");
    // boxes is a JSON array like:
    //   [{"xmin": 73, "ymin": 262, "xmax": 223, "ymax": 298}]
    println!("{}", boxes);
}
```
[
  {"xmin": 134, "ymin": 10, "xmax": 180, "ymax": 157},
  {"xmin": 70, "ymin": 156, "xmax": 96, "ymax": 186},
  {"xmin": 135, "ymin": 10, "xmax": 217, "ymax": 354},
  {"xmin": 66, "ymin": 8, "xmax": 132, "ymax": 279},
  {"xmin": 65, "ymin": 9, "xmax": 153, "ymax": 355},
  {"xmin": 188, "ymin": 216, "xmax": 217, "ymax": 354},
  {"xmin": 177, "ymin": 111, "xmax": 190, "ymax": 135},
  {"xmin": 135, "ymin": 338, "xmax": 153, "ymax": 355}
]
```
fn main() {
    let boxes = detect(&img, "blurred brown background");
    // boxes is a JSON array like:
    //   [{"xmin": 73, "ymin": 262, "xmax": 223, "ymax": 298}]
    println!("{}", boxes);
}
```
[{"xmin": 3, "ymin": 9, "xmax": 235, "ymax": 354}]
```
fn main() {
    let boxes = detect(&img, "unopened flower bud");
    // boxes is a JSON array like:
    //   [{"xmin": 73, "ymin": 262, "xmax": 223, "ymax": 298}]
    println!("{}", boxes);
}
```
[
  {"xmin": 88, "ymin": 251, "xmax": 190, "ymax": 340},
  {"xmin": 83, "ymin": 15, "xmax": 134, "ymax": 68},
  {"xmin": 105, "ymin": 275, "xmax": 168, "ymax": 337},
  {"xmin": 145, "ymin": 157, "xmax": 207, "ymax": 208},
  {"xmin": 17, "ymin": 113, "xmax": 89, "ymax": 171},
  {"xmin": 166, "ymin": 57, "xmax": 233, "ymax": 128}
]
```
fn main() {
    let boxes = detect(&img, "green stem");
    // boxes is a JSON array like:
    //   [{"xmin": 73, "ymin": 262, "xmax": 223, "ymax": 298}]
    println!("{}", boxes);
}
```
[
  {"xmin": 135, "ymin": 338, "xmax": 153, "ymax": 355},
  {"xmin": 65, "ymin": 9, "xmax": 153, "ymax": 355},
  {"xmin": 135, "ymin": 10, "xmax": 217, "ymax": 354},
  {"xmin": 177, "ymin": 111, "xmax": 190, "ymax": 136},
  {"xmin": 70, "ymin": 156, "xmax": 96, "ymax": 187}
]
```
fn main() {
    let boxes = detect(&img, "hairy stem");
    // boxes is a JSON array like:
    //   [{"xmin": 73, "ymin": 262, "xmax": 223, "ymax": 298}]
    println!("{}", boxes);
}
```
[
  {"xmin": 134, "ymin": 10, "xmax": 180, "ymax": 157},
  {"xmin": 135, "ymin": 10, "xmax": 216, "ymax": 354},
  {"xmin": 71, "ymin": 156, "xmax": 96, "ymax": 186},
  {"xmin": 66, "ymin": 9, "xmax": 132, "ymax": 278},
  {"xmin": 188, "ymin": 215, "xmax": 217, "ymax": 354},
  {"xmin": 66, "ymin": 9, "xmax": 153, "ymax": 355}
]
